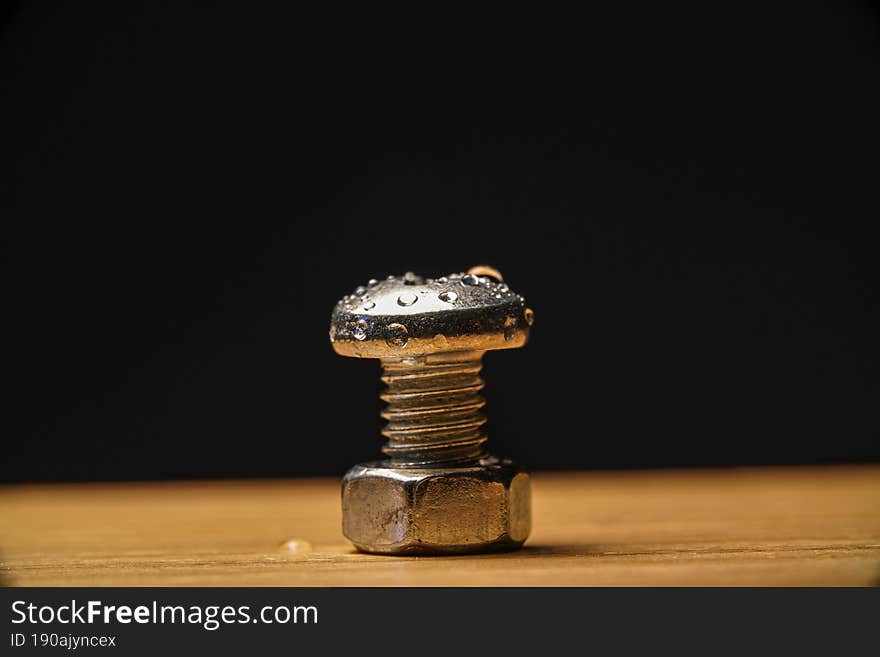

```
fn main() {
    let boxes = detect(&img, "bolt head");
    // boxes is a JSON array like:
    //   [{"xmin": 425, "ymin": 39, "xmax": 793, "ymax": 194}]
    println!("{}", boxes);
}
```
[
  {"xmin": 329, "ymin": 270, "xmax": 534, "ymax": 358},
  {"xmin": 342, "ymin": 458, "xmax": 531, "ymax": 554}
]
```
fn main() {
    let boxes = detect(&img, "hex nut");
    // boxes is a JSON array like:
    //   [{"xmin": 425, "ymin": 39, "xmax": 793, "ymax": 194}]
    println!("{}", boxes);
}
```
[{"xmin": 342, "ymin": 459, "xmax": 531, "ymax": 554}]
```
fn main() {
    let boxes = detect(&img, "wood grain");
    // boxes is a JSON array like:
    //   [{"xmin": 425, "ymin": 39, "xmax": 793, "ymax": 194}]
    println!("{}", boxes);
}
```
[{"xmin": 1, "ymin": 466, "xmax": 878, "ymax": 586}]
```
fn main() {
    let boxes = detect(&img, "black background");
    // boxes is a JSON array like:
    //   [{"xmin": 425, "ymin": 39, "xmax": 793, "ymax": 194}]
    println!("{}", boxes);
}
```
[{"xmin": 3, "ymin": 2, "xmax": 879, "ymax": 483}]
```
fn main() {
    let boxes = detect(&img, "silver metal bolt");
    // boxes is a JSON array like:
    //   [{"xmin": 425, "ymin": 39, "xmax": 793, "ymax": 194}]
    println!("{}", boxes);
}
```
[{"xmin": 329, "ymin": 266, "xmax": 535, "ymax": 554}]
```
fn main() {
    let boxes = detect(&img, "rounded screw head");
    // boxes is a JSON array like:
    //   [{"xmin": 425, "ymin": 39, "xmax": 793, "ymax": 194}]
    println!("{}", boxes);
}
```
[{"xmin": 329, "ymin": 267, "xmax": 534, "ymax": 358}]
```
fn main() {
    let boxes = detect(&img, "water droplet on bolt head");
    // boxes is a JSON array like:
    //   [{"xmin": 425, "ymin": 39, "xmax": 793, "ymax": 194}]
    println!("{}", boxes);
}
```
[
  {"xmin": 467, "ymin": 265, "xmax": 504, "ymax": 281},
  {"xmin": 397, "ymin": 292, "xmax": 418, "ymax": 306},
  {"xmin": 503, "ymin": 316, "xmax": 518, "ymax": 341},
  {"xmin": 462, "ymin": 274, "xmax": 480, "ymax": 286},
  {"xmin": 353, "ymin": 319, "xmax": 369, "ymax": 341},
  {"xmin": 385, "ymin": 323, "xmax": 409, "ymax": 348},
  {"xmin": 438, "ymin": 290, "xmax": 458, "ymax": 303}
]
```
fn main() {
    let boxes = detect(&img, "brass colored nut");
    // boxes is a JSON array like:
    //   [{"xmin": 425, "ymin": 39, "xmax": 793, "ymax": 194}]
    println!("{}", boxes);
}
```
[
  {"xmin": 342, "ymin": 459, "xmax": 531, "ymax": 554},
  {"xmin": 329, "ymin": 266, "xmax": 534, "ymax": 555}
]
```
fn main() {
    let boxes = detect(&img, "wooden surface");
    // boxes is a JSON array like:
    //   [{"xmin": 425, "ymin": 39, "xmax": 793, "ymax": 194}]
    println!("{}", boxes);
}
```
[{"xmin": 1, "ymin": 465, "xmax": 878, "ymax": 586}]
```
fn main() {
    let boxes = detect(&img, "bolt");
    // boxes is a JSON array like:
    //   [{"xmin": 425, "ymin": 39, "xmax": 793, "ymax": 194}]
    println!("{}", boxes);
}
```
[{"xmin": 329, "ymin": 266, "xmax": 535, "ymax": 554}]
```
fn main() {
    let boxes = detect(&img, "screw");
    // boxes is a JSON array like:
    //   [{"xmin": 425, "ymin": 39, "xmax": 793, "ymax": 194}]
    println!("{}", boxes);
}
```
[{"xmin": 329, "ymin": 266, "xmax": 535, "ymax": 554}]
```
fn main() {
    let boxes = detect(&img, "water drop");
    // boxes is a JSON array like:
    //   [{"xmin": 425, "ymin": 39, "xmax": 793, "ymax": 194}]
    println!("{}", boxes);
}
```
[
  {"xmin": 437, "ymin": 276, "xmax": 448, "ymax": 284},
  {"xmin": 524, "ymin": 308, "xmax": 535, "ymax": 326},
  {"xmin": 281, "ymin": 539, "xmax": 312, "ymax": 555},
  {"xmin": 467, "ymin": 265, "xmax": 504, "ymax": 281},
  {"xmin": 438, "ymin": 290, "xmax": 458, "ymax": 304},
  {"xmin": 386, "ymin": 274, "xmax": 396, "ymax": 281},
  {"xmin": 367, "ymin": 278, "xmax": 379, "ymax": 288},
  {"xmin": 403, "ymin": 271, "xmax": 419, "ymax": 285},
  {"xmin": 353, "ymin": 319, "xmax": 369, "ymax": 341},
  {"xmin": 385, "ymin": 323, "xmax": 409, "ymax": 348},
  {"xmin": 462, "ymin": 274, "xmax": 480, "ymax": 286},
  {"xmin": 503, "ymin": 316, "xmax": 518, "ymax": 341},
  {"xmin": 495, "ymin": 293, "xmax": 502, "ymax": 299},
  {"xmin": 354, "ymin": 286, "xmax": 367, "ymax": 296},
  {"xmin": 499, "ymin": 284, "xmax": 509, "ymax": 293},
  {"xmin": 329, "ymin": 325, "xmax": 337, "ymax": 342},
  {"xmin": 397, "ymin": 292, "xmax": 418, "ymax": 306},
  {"xmin": 363, "ymin": 301, "xmax": 376, "ymax": 310}
]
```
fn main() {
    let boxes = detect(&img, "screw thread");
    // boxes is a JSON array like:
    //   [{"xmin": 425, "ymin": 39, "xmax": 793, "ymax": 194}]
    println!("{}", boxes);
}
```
[{"xmin": 379, "ymin": 350, "xmax": 488, "ymax": 466}]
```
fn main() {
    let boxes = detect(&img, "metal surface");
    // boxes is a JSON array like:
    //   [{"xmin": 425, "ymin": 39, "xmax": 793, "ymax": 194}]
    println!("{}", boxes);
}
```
[
  {"xmin": 329, "ymin": 270, "xmax": 532, "ymax": 358},
  {"xmin": 342, "ymin": 459, "xmax": 531, "ymax": 554},
  {"xmin": 330, "ymin": 266, "xmax": 534, "ymax": 555}
]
